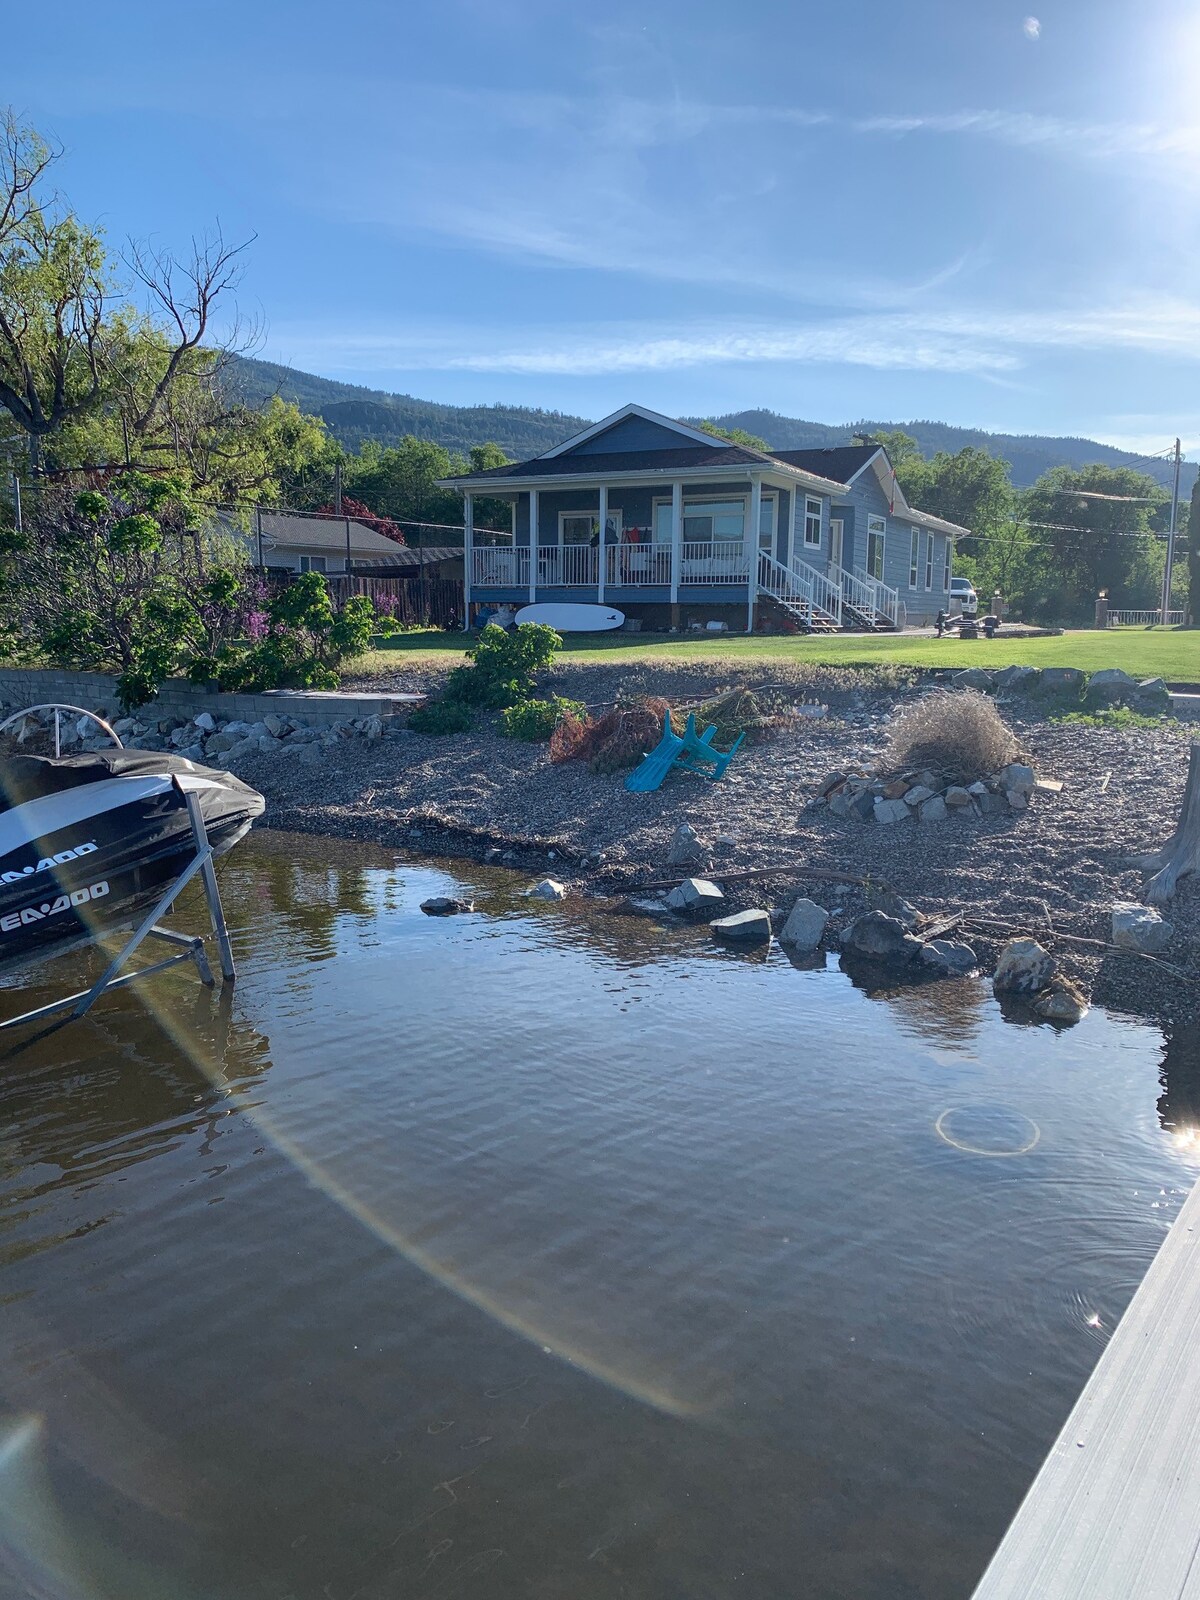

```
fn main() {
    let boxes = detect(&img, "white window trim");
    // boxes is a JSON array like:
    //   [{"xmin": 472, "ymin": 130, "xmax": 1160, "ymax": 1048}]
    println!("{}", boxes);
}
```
[
  {"xmin": 925, "ymin": 532, "xmax": 935, "ymax": 591},
  {"xmin": 943, "ymin": 542, "xmax": 952, "ymax": 592},
  {"xmin": 867, "ymin": 514, "xmax": 886, "ymax": 581},
  {"xmin": 909, "ymin": 528, "xmax": 919, "ymax": 587},
  {"xmin": 803, "ymin": 495, "xmax": 822, "ymax": 548},
  {"xmin": 299, "ymin": 554, "xmax": 327, "ymax": 573}
]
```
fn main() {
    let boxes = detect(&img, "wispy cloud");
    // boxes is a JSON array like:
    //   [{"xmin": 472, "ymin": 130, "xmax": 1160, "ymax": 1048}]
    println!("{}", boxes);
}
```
[{"xmin": 269, "ymin": 296, "xmax": 1200, "ymax": 382}]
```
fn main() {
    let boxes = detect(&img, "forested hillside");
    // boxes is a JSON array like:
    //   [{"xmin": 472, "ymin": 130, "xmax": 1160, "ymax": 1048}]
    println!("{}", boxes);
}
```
[{"xmin": 227, "ymin": 356, "xmax": 1196, "ymax": 494}]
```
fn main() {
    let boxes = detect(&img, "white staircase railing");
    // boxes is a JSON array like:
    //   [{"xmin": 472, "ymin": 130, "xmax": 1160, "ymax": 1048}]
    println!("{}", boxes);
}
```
[
  {"xmin": 844, "ymin": 567, "xmax": 900, "ymax": 628},
  {"xmin": 759, "ymin": 553, "xmax": 842, "ymax": 626}
]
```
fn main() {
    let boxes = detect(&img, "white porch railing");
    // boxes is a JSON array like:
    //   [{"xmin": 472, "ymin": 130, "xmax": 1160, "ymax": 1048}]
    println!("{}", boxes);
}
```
[
  {"xmin": 605, "ymin": 543, "xmax": 672, "ymax": 586},
  {"xmin": 1108, "ymin": 609, "xmax": 1184, "ymax": 627},
  {"xmin": 758, "ymin": 552, "xmax": 842, "ymax": 626},
  {"xmin": 679, "ymin": 541, "xmax": 750, "ymax": 584},
  {"xmin": 535, "ymin": 544, "xmax": 598, "ymax": 586},
  {"xmin": 472, "ymin": 547, "xmax": 529, "ymax": 588},
  {"xmin": 845, "ymin": 567, "xmax": 901, "ymax": 628}
]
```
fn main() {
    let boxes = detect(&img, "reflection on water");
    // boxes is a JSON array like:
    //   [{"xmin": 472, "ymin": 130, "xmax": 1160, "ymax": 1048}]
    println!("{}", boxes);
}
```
[{"xmin": 0, "ymin": 832, "xmax": 1195, "ymax": 1600}]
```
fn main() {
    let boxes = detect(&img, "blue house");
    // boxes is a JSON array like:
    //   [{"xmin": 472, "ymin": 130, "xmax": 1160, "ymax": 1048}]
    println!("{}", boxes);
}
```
[{"xmin": 440, "ymin": 404, "xmax": 968, "ymax": 632}]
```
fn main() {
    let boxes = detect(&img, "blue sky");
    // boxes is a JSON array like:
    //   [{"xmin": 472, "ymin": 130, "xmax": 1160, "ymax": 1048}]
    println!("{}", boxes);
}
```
[{"xmin": 9, "ymin": 0, "xmax": 1200, "ymax": 450}]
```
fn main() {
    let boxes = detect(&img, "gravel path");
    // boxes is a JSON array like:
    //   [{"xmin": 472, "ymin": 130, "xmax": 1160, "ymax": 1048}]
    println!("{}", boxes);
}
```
[{"xmin": 238, "ymin": 662, "xmax": 1200, "ymax": 1031}]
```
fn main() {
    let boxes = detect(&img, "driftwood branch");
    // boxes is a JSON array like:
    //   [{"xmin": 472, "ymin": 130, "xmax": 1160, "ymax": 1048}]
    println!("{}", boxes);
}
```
[
  {"xmin": 1128, "ymin": 742, "xmax": 1200, "ymax": 905},
  {"xmin": 960, "ymin": 915, "xmax": 1192, "ymax": 979}
]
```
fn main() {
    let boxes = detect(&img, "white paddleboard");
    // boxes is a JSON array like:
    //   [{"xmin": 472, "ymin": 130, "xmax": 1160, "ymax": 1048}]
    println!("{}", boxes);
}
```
[{"xmin": 515, "ymin": 602, "xmax": 625, "ymax": 633}]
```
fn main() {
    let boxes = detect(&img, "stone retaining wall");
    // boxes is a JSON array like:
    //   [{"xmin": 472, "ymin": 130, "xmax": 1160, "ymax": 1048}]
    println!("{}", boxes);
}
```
[{"xmin": 0, "ymin": 667, "xmax": 412, "ymax": 727}]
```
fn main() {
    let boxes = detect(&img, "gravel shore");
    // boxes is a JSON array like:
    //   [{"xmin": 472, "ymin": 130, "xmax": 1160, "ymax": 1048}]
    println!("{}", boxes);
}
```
[{"xmin": 238, "ymin": 661, "xmax": 1200, "ymax": 1031}]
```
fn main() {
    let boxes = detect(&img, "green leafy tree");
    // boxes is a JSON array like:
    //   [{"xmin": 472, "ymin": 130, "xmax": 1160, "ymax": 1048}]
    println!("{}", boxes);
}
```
[
  {"xmin": 1020, "ymin": 464, "xmax": 1166, "ymax": 623},
  {"xmin": 699, "ymin": 420, "xmax": 770, "ymax": 450},
  {"xmin": 204, "ymin": 571, "xmax": 381, "ymax": 693},
  {"xmin": 346, "ymin": 435, "xmax": 462, "ymax": 525},
  {"xmin": 856, "ymin": 429, "xmax": 921, "ymax": 468},
  {"xmin": 898, "ymin": 445, "xmax": 1015, "ymax": 564},
  {"xmin": 0, "ymin": 471, "xmax": 253, "ymax": 707}
]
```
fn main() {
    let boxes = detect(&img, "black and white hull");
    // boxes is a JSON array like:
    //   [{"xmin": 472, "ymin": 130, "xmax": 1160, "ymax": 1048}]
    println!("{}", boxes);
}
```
[{"xmin": 0, "ymin": 751, "xmax": 264, "ymax": 968}]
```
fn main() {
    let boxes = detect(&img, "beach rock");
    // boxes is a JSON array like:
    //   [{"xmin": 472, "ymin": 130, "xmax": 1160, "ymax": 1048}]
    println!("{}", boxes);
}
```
[
  {"xmin": 874, "ymin": 797, "xmax": 911, "ymax": 825},
  {"xmin": 976, "ymin": 792, "xmax": 1008, "ymax": 816},
  {"xmin": 363, "ymin": 715, "xmax": 385, "ymax": 739},
  {"xmin": 918, "ymin": 794, "xmax": 949, "ymax": 823},
  {"xmin": 842, "ymin": 911, "xmax": 923, "ymax": 962},
  {"xmin": 420, "ymin": 896, "xmax": 474, "ymax": 915},
  {"xmin": 225, "ymin": 737, "xmax": 259, "ymax": 762},
  {"xmin": 903, "ymin": 785, "xmax": 936, "ymax": 807},
  {"xmin": 944, "ymin": 786, "xmax": 973, "ymax": 808},
  {"xmin": 995, "ymin": 664, "xmax": 1042, "ymax": 693},
  {"xmin": 1037, "ymin": 666, "xmax": 1086, "ymax": 696},
  {"xmin": 819, "ymin": 772, "xmax": 849, "ymax": 797},
  {"xmin": 1111, "ymin": 902, "xmax": 1175, "ymax": 954},
  {"xmin": 779, "ymin": 898, "xmax": 828, "ymax": 951},
  {"xmin": 1006, "ymin": 790, "xmax": 1029, "ymax": 811},
  {"xmin": 194, "ymin": 711, "xmax": 217, "ymax": 733},
  {"xmin": 915, "ymin": 769, "xmax": 943, "ymax": 791},
  {"xmin": 711, "ymin": 909, "xmax": 772, "ymax": 944},
  {"xmin": 1033, "ymin": 978, "xmax": 1089, "ymax": 1024},
  {"xmin": 527, "ymin": 878, "xmax": 567, "ymax": 901},
  {"xmin": 666, "ymin": 822, "xmax": 707, "ymax": 868},
  {"xmin": 993, "ymin": 938, "xmax": 1056, "ymax": 995},
  {"xmin": 953, "ymin": 668, "xmax": 994, "ymax": 691},
  {"xmin": 1087, "ymin": 667, "xmax": 1138, "ymax": 702},
  {"xmin": 179, "ymin": 743, "xmax": 206, "ymax": 764},
  {"xmin": 997, "ymin": 762, "xmax": 1036, "ymax": 797},
  {"xmin": 665, "ymin": 877, "xmax": 725, "ymax": 913},
  {"xmin": 880, "ymin": 894, "xmax": 922, "ymax": 930},
  {"xmin": 263, "ymin": 713, "xmax": 288, "ymax": 737},
  {"xmin": 920, "ymin": 939, "xmax": 978, "ymax": 976}
]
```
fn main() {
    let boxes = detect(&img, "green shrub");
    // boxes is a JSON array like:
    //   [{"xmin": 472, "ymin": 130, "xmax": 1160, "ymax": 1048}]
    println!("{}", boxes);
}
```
[
  {"xmin": 1054, "ymin": 706, "xmax": 1166, "ymax": 729},
  {"xmin": 500, "ymin": 696, "xmax": 586, "ymax": 741},
  {"xmin": 445, "ymin": 622, "xmax": 562, "ymax": 708},
  {"xmin": 408, "ymin": 699, "xmax": 475, "ymax": 735}
]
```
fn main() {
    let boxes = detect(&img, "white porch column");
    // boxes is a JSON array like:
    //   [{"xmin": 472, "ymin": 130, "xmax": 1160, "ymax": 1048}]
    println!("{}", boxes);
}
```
[
  {"xmin": 746, "ymin": 475, "xmax": 762, "ymax": 633},
  {"xmin": 670, "ymin": 480, "xmax": 682, "ymax": 605},
  {"xmin": 597, "ymin": 483, "xmax": 607, "ymax": 604},
  {"xmin": 528, "ymin": 488, "xmax": 538, "ymax": 603},
  {"xmin": 789, "ymin": 484, "xmax": 799, "ymax": 569},
  {"xmin": 462, "ymin": 491, "xmax": 473, "ymax": 631}
]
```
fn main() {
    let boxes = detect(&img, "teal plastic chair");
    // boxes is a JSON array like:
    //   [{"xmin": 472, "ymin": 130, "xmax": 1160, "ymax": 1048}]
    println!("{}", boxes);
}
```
[{"xmin": 624, "ymin": 710, "xmax": 744, "ymax": 792}]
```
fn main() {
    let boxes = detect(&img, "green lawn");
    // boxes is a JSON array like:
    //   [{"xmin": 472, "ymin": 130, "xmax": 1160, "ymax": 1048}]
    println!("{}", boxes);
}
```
[{"xmin": 357, "ymin": 626, "xmax": 1199, "ymax": 683}]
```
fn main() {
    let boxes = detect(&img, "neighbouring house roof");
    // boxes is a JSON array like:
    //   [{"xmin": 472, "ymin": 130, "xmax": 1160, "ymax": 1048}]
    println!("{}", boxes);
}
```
[
  {"xmin": 218, "ymin": 510, "xmax": 406, "ymax": 558},
  {"xmin": 349, "ymin": 545, "xmax": 461, "ymax": 571}
]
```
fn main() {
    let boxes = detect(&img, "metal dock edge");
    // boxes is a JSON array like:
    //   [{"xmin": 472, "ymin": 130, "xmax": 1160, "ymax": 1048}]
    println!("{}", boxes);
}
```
[{"xmin": 972, "ymin": 1173, "xmax": 1200, "ymax": 1599}]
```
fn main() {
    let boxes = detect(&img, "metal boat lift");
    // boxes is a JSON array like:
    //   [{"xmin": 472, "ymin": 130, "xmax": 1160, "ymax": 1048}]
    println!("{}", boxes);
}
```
[{"xmin": 0, "ymin": 706, "xmax": 237, "ymax": 1030}]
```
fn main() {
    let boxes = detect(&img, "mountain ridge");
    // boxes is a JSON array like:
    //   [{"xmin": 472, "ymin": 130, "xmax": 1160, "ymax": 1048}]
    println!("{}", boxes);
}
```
[{"xmin": 228, "ymin": 355, "xmax": 1196, "ymax": 494}]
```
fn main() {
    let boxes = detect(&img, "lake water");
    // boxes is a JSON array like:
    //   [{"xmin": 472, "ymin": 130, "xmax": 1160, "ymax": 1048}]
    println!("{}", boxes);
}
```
[{"xmin": 1, "ymin": 831, "xmax": 1197, "ymax": 1600}]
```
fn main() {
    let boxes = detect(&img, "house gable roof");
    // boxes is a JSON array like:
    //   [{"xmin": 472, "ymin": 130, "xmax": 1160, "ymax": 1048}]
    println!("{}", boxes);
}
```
[{"xmin": 539, "ymin": 402, "xmax": 730, "ymax": 459}]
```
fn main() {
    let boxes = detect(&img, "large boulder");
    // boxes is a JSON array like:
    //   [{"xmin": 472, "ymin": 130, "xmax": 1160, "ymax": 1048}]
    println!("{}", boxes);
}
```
[
  {"xmin": 995, "ymin": 664, "xmax": 1042, "ymax": 694},
  {"xmin": 842, "ymin": 911, "xmax": 923, "ymax": 962},
  {"xmin": 1032, "ymin": 977, "xmax": 1089, "ymax": 1024},
  {"xmin": 1086, "ymin": 667, "xmax": 1138, "ymax": 703},
  {"xmin": 1111, "ymin": 902, "xmax": 1175, "ymax": 954},
  {"xmin": 918, "ymin": 794, "xmax": 949, "ymax": 823},
  {"xmin": 711, "ymin": 909, "xmax": 772, "ymax": 944},
  {"xmin": 665, "ymin": 877, "xmax": 725, "ymax": 913},
  {"xmin": 1037, "ymin": 666, "xmax": 1086, "ymax": 697},
  {"xmin": 996, "ymin": 762, "xmax": 1036, "ymax": 798},
  {"xmin": 944, "ymin": 785, "xmax": 973, "ymax": 809},
  {"xmin": 874, "ymin": 797, "xmax": 911, "ymax": 825},
  {"xmin": 903, "ymin": 785, "xmax": 936, "ymax": 807},
  {"xmin": 779, "ymin": 898, "xmax": 828, "ymax": 951},
  {"xmin": 952, "ymin": 667, "xmax": 994, "ymax": 691},
  {"xmin": 993, "ymin": 938, "xmax": 1056, "ymax": 994}
]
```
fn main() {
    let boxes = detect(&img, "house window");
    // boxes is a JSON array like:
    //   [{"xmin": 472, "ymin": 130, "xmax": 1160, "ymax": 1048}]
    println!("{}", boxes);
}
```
[
  {"xmin": 299, "ymin": 555, "xmax": 327, "ymax": 573},
  {"xmin": 867, "ymin": 515, "xmax": 886, "ymax": 580},
  {"xmin": 943, "ymin": 542, "xmax": 952, "ymax": 591},
  {"xmin": 654, "ymin": 494, "xmax": 773, "ymax": 550},
  {"xmin": 560, "ymin": 513, "xmax": 595, "ymax": 545},
  {"xmin": 804, "ymin": 496, "xmax": 822, "ymax": 547},
  {"xmin": 909, "ymin": 529, "xmax": 919, "ymax": 587},
  {"xmin": 925, "ymin": 533, "xmax": 935, "ymax": 590}
]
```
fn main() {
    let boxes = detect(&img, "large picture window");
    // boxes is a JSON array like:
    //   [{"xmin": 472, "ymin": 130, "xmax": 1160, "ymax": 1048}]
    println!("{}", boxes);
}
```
[
  {"xmin": 652, "ymin": 494, "xmax": 777, "ymax": 549},
  {"xmin": 867, "ymin": 515, "xmax": 886, "ymax": 580},
  {"xmin": 804, "ymin": 496, "xmax": 822, "ymax": 547}
]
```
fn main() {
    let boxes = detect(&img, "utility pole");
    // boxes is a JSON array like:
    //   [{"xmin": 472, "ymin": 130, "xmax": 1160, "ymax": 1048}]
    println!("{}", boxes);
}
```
[
  {"xmin": 334, "ymin": 460, "xmax": 343, "ymax": 515},
  {"xmin": 1161, "ymin": 437, "xmax": 1182, "ymax": 626}
]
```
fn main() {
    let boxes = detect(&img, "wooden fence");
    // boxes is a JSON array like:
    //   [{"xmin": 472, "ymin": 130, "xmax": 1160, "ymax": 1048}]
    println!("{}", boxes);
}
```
[{"xmin": 266, "ymin": 571, "xmax": 462, "ymax": 628}]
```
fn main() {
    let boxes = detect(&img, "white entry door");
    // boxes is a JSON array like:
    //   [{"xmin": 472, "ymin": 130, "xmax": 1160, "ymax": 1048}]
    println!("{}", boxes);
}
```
[{"xmin": 829, "ymin": 518, "xmax": 844, "ymax": 570}]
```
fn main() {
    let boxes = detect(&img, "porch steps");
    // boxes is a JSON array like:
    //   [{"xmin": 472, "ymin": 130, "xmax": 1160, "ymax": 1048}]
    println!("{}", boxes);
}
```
[
  {"xmin": 759, "ymin": 591, "xmax": 841, "ymax": 633},
  {"xmin": 841, "ymin": 597, "xmax": 897, "ymax": 632}
]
